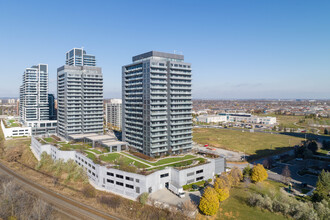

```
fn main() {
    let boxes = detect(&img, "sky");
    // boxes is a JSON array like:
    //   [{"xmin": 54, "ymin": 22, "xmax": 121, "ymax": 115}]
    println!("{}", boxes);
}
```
[{"xmin": 0, "ymin": 0, "xmax": 329, "ymax": 99}]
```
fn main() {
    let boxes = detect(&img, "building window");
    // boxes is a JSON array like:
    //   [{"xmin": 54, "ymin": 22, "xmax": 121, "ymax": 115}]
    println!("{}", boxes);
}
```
[
  {"xmin": 116, "ymin": 174, "xmax": 123, "ymax": 179},
  {"xmin": 136, "ymin": 187, "xmax": 140, "ymax": 193},
  {"xmin": 187, "ymin": 172, "xmax": 194, "ymax": 177},
  {"xmin": 126, "ymin": 176, "xmax": 134, "ymax": 181},
  {"xmin": 196, "ymin": 176, "xmax": 203, "ymax": 181},
  {"xmin": 107, "ymin": 179, "xmax": 114, "ymax": 184},
  {"xmin": 196, "ymin": 169, "xmax": 203, "ymax": 174},
  {"xmin": 116, "ymin": 181, "xmax": 124, "ymax": 186},
  {"xmin": 125, "ymin": 184, "xmax": 134, "ymax": 189},
  {"xmin": 160, "ymin": 173, "xmax": 169, "ymax": 178},
  {"xmin": 107, "ymin": 172, "xmax": 114, "ymax": 176},
  {"xmin": 136, "ymin": 179, "xmax": 139, "ymax": 183}
]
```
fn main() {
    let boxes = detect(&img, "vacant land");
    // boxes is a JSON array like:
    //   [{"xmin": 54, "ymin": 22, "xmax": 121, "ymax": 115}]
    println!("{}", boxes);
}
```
[
  {"xmin": 193, "ymin": 128, "xmax": 303, "ymax": 158},
  {"xmin": 215, "ymin": 180, "xmax": 287, "ymax": 220}
]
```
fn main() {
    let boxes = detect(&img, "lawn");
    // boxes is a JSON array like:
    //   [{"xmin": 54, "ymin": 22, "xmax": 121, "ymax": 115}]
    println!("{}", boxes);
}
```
[
  {"xmin": 60, "ymin": 143, "xmax": 89, "ymax": 151},
  {"xmin": 99, "ymin": 153, "xmax": 121, "ymax": 162},
  {"xmin": 122, "ymin": 152, "xmax": 196, "ymax": 166},
  {"xmin": 216, "ymin": 180, "xmax": 287, "ymax": 220},
  {"xmin": 7, "ymin": 119, "xmax": 20, "ymax": 127},
  {"xmin": 193, "ymin": 128, "xmax": 303, "ymax": 159},
  {"xmin": 87, "ymin": 149, "xmax": 102, "ymax": 154},
  {"xmin": 100, "ymin": 153, "xmax": 150, "ymax": 168},
  {"xmin": 84, "ymin": 151, "xmax": 96, "ymax": 161},
  {"xmin": 44, "ymin": 137, "xmax": 55, "ymax": 143}
]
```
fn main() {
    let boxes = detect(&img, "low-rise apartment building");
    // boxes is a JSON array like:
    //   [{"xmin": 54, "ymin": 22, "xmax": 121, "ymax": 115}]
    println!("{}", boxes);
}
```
[{"xmin": 30, "ymin": 136, "xmax": 225, "ymax": 199}]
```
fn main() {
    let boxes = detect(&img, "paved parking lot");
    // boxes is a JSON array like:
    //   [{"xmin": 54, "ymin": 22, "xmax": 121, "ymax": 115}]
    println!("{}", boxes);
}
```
[
  {"xmin": 269, "ymin": 159, "xmax": 326, "ymax": 187},
  {"xmin": 149, "ymin": 188, "xmax": 201, "ymax": 206}
]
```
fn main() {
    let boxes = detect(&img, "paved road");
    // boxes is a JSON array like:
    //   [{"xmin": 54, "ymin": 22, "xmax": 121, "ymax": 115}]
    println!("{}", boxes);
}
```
[{"xmin": 0, "ymin": 161, "xmax": 121, "ymax": 220}]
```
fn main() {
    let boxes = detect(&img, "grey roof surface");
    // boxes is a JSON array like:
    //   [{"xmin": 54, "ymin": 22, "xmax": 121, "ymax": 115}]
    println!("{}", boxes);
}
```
[{"xmin": 132, "ymin": 51, "xmax": 184, "ymax": 62}]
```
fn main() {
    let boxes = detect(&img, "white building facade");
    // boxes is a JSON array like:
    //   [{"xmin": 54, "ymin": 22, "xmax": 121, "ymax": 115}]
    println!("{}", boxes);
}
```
[
  {"xmin": 1, "ymin": 120, "xmax": 31, "ymax": 138},
  {"xmin": 57, "ymin": 49, "xmax": 103, "ymax": 139},
  {"xmin": 105, "ymin": 99, "xmax": 122, "ymax": 130},
  {"xmin": 122, "ymin": 51, "xmax": 193, "ymax": 157},
  {"xmin": 19, "ymin": 64, "xmax": 57, "ymax": 135},
  {"xmin": 30, "ymin": 136, "xmax": 225, "ymax": 199}
]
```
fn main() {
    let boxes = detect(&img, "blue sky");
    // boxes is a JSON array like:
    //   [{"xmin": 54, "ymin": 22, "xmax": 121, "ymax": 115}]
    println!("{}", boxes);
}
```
[{"xmin": 0, "ymin": 0, "xmax": 329, "ymax": 99}]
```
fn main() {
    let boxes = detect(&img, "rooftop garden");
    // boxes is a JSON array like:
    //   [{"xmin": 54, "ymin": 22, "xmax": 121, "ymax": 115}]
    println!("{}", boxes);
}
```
[
  {"xmin": 36, "ymin": 136, "xmax": 210, "ymax": 174},
  {"xmin": 3, "ymin": 119, "xmax": 21, "ymax": 128}
]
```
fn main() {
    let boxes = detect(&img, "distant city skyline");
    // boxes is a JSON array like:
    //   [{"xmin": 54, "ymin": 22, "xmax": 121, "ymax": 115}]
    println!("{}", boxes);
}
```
[{"xmin": 0, "ymin": 0, "xmax": 330, "ymax": 99}]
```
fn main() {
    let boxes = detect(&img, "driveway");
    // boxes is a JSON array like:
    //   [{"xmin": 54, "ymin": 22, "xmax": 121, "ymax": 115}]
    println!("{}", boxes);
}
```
[{"xmin": 149, "ymin": 188, "xmax": 201, "ymax": 207}]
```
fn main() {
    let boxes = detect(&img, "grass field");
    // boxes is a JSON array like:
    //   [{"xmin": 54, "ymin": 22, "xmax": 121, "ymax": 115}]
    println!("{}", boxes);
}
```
[
  {"xmin": 216, "ymin": 180, "xmax": 287, "ymax": 220},
  {"xmin": 193, "ymin": 128, "xmax": 303, "ymax": 159},
  {"xmin": 256, "ymin": 113, "xmax": 330, "ymax": 129}
]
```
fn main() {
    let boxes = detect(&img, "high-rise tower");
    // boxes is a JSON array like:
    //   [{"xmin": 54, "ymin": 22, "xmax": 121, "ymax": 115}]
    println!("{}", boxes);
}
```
[
  {"xmin": 66, "ymin": 48, "xmax": 96, "ymax": 66},
  {"xmin": 57, "ymin": 48, "xmax": 103, "ymax": 139},
  {"xmin": 122, "ymin": 51, "xmax": 192, "ymax": 157},
  {"xmin": 105, "ymin": 99, "xmax": 122, "ymax": 130},
  {"xmin": 20, "ymin": 64, "xmax": 49, "ymax": 123}
]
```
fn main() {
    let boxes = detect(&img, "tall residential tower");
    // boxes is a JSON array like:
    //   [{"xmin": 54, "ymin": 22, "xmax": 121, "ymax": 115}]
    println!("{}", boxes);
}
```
[
  {"xmin": 20, "ymin": 64, "xmax": 49, "ymax": 123},
  {"xmin": 105, "ymin": 99, "xmax": 122, "ymax": 130},
  {"xmin": 19, "ymin": 64, "xmax": 57, "ymax": 134},
  {"xmin": 122, "ymin": 51, "xmax": 192, "ymax": 157},
  {"xmin": 57, "ymin": 48, "xmax": 103, "ymax": 139}
]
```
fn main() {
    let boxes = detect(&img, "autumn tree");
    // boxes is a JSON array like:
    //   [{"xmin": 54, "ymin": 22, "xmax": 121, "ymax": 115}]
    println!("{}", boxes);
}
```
[
  {"xmin": 230, "ymin": 167, "xmax": 243, "ymax": 186},
  {"xmin": 216, "ymin": 187, "xmax": 229, "ymax": 202},
  {"xmin": 199, "ymin": 187, "xmax": 219, "ymax": 216},
  {"xmin": 251, "ymin": 164, "xmax": 268, "ymax": 183}
]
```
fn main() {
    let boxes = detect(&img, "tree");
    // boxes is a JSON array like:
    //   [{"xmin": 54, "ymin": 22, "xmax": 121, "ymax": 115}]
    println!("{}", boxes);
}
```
[
  {"xmin": 281, "ymin": 165, "xmax": 291, "ymax": 184},
  {"xmin": 307, "ymin": 140, "xmax": 318, "ymax": 154},
  {"xmin": 82, "ymin": 185, "xmax": 96, "ymax": 198},
  {"xmin": 199, "ymin": 187, "xmax": 219, "ymax": 216},
  {"xmin": 251, "ymin": 164, "xmax": 268, "ymax": 183},
  {"xmin": 214, "ymin": 173, "xmax": 232, "ymax": 189},
  {"xmin": 313, "ymin": 170, "xmax": 330, "ymax": 202},
  {"xmin": 243, "ymin": 164, "xmax": 252, "ymax": 179},
  {"xmin": 139, "ymin": 192, "xmax": 149, "ymax": 205},
  {"xmin": 230, "ymin": 167, "xmax": 243, "ymax": 186},
  {"xmin": 215, "ymin": 187, "xmax": 229, "ymax": 202}
]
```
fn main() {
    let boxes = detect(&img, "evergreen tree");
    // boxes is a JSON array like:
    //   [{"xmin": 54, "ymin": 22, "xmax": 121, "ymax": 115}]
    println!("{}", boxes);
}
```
[{"xmin": 313, "ymin": 170, "xmax": 330, "ymax": 202}]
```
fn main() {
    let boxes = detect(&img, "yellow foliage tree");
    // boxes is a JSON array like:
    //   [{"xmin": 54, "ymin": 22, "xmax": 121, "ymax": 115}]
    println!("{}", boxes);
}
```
[
  {"xmin": 230, "ymin": 167, "xmax": 243, "ymax": 186},
  {"xmin": 214, "ymin": 173, "xmax": 232, "ymax": 189},
  {"xmin": 199, "ymin": 187, "xmax": 219, "ymax": 216},
  {"xmin": 251, "ymin": 164, "xmax": 268, "ymax": 183},
  {"xmin": 215, "ymin": 187, "xmax": 230, "ymax": 202}
]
